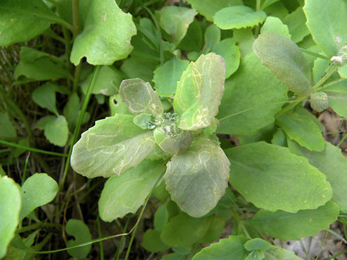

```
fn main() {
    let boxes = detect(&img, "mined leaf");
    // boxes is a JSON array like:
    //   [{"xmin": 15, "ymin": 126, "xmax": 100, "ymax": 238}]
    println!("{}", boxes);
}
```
[
  {"xmin": 70, "ymin": 0, "xmax": 136, "ymax": 65},
  {"xmin": 253, "ymin": 32, "xmax": 311, "ymax": 96},
  {"xmin": 261, "ymin": 16, "xmax": 291, "ymax": 38},
  {"xmin": 153, "ymin": 58, "xmax": 190, "ymax": 97},
  {"xmin": 283, "ymin": 7, "xmax": 310, "ymax": 43},
  {"xmin": 71, "ymin": 114, "xmax": 156, "ymax": 178},
  {"xmin": 264, "ymin": 246, "xmax": 303, "ymax": 260},
  {"xmin": 20, "ymin": 173, "xmax": 58, "ymax": 222},
  {"xmin": 160, "ymin": 213, "xmax": 212, "ymax": 247},
  {"xmin": 217, "ymin": 52, "xmax": 287, "ymax": 135},
  {"xmin": 99, "ymin": 160, "xmax": 165, "ymax": 221},
  {"xmin": 154, "ymin": 127, "xmax": 192, "ymax": 155},
  {"xmin": 276, "ymin": 112, "xmax": 325, "ymax": 151},
  {"xmin": 142, "ymin": 229, "xmax": 170, "ymax": 253},
  {"xmin": 119, "ymin": 78, "xmax": 163, "ymax": 116},
  {"xmin": 249, "ymin": 201, "xmax": 340, "ymax": 240},
  {"xmin": 66, "ymin": 219, "xmax": 92, "ymax": 259},
  {"xmin": 14, "ymin": 47, "xmax": 71, "ymax": 81},
  {"xmin": 0, "ymin": 176, "xmax": 21, "ymax": 259},
  {"xmin": 164, "ymin": 138, "xmax": 230, "ymax": 217},
  {"xmin": 213, "ymin": 6, "xmax": 267, "ymax": 30},
  {"xmin": 192, "ymin": 235, "xmax": 249, "ymax": 260},
  {"xmin": 225, "ymin": 142, "xmax": 332, "ymax": 213},
  {"xmin": 212, "ymin": 38, "xmax": 241, "ymax": 78},
  {"xmin": 156, "ymin": 6, "xmax": 197, "ymax": 46},
  {"xmin": 0, "ymin": 112, "xmax": 17, "ymax": 140},
  {"xmin": 289, "ymin": 140, "xmax": 347, "ymax": 211},
  {"xmin": 174, "ymin": 53, "xmax": 225, "ymax": 130},
  {"xmin": 0, "ymin": 0, "xmax": 59, "ymax": 46},
  {"xmin": 304, "ymin": 0, "xmax": 347, "ymax": 57},
  {"xmin": 186, "ymin": 0, "xmax": 243, "ymax": 21},
  {"xmin": 44, "ymin": 116, "xmax": 69, "ymax": 147},
  {"xmin": 204, "ymin": 24, "xmax": 221, "ymax": 51}
]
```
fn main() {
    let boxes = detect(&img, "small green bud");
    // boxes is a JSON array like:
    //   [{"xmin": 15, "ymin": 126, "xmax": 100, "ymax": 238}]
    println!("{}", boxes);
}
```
[
  {"xmin": 310, "ymin": 92, "xmax": 329, "ymax": 112},
  {"xmin": 133, "ymin": 113, "xmax": 155, "ymax": 130},
  {"xmin": 153, "ymin": 127, "xmax": 192, "ymax": 155}
]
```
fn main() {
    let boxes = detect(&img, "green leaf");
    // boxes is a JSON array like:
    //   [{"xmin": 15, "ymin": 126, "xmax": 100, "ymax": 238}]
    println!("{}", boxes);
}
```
[
  {"xmin": 327, "ymin": 92, "xmax": 347, "ymax": 118},
  {"xmin": 212, "ymin": 38, "xmax": 241, "ymax": 78},
  {"xmin": 264, "ymin": 246, "xmax": 303, "ymax": 260},
  {"xmin": 177, "ymin": 19, "xmax": 203, "ymax": 52},
  {"xmin": 0, "ymin": 0, "xmax": 59, "ymax": 46},
  {"xmin": 244, "ymin": 238, "xmax": 272, "ymax": 252},
  {"xmin": 160, "ymin": 213, "xmax": 212, "ymax": 247},
  {"xmin": 276, "ymin": 112, "xmax": 325, "ymax": 151},
  {"xmin": 32, "ymin": 83, "xmax": 61, "ymax": 115},
  {"xmin": 174, "ymin": 53, "xmax": 225, "ymax": 131},
  {"xmin": 14, "ymin": 47, "xmax": 71, "ymax": 81},
  {"xmin": 248, "ymin": 201, "xmax": 340, "ymax": 240},
  {"xmin": 154, "ymin": 203, "xmax": 170, "ymax": 231},
  {"xmin": 121, "ymin": 55, "xmax": 159, "ymax": 82},
  {"xmin": 63, "ymin": 93, "xmax": 90, "ymax": 126},
  {"xmin": 70, "ymin": 0, "xmax": 136, "ymax": 65},
  {"xmin": 198, "ymin": 216, "xmax": 225, "ymax": 244},
  {"xmin": 225, "ymin": 142, "xmax": 332, "ymax": 213},
  {"xmin": 192, "ymin": 235, "xmax": 249, "ymax": 260},
  {"xmin": 217, "ymin": 52, "xmax": 287, "ymax": 135},
  {"xmin": 44, "ymin": 116, "xmax": 69, "ymax": 147},
  {"xmin": 233, "ymin": 28, "xmax": 255, "ymax": 57},
  {"xmin": 0, "ymin": 112, "xmax": 17, "ymax": 140},
  {"xmin": 0, "ymin": 176, "xmax": 21, "ymax": 259},
  {"xmin": 0, "ymin": 165, "xmax": 5, "ymax": 176},
  {"xmin": 253, "ymin": 32, "xmax": 311, "ymax": 96},
  {"xmin": 288, "ymin": 140, "xmax": 347, "ymax": 211},
  {"xmin": 20, "ymin": 173, "xmax": 58, "ymax": 222},
  {"xmin": 153, "ymin": 58, "xmax": 190, "ymax": 97},
  {"xmin": 213, "ymin": 6, "xmax": 267, "ymax": 30},
  {"xmin": 261, "ymin": 16, "xmax": 291, "ymax": 38},
  {"xmin": 204, "ymin": 24, "xmax": 221, "ymax": 51},
  {"xmin": 142, "ymin": 229, "xmax": 170, "ymax": 253},
  {"xmin": 186, "ymin": 0, "xmax": 243, "ymax": 21},
  {"xmin": 99, "ymin": 159, "xmax": 165, "ymax": 221},
  {"xmin": 164, "ymin": 138, "xmax": 230, "ymax": 217},
  {"xmin": 304, "ymin": 0, "xmax": 347, "ymax": 57},
  {"xmin": 156, "ymin": 6, "xmax": 197, "ymax": 46},
  {"xmin": 283, "ymin": 7, "xmax": 310, "ymax": 43},
  {"xmin": 66, "ymin": 219, "xmax": 92, "ymax": 259},
  {"xmin": 71, "ymin": 114, "xmax": 156, "ymax": 178},
  {"xmin": 119, "ymin": 78, "xmax": 163, "ymax": 116}
]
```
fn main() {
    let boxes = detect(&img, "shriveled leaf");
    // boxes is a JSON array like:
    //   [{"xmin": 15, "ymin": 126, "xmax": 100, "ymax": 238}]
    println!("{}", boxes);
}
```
[
  {"xmin": 253, "ymin": 32, "xmax": 311, "ymax": 96},
  {"xmin": 276, "ymin": 112, "xmax": 325, "ymax": 151},
  {"xmin": 304, "ymin": 0, "xmax": 347, "ymax": 57},
  {"xmin": 192, "ymin": 235, "xmax": 249, "ymax": 260},
  {"xmin": 160, "ymin": 213, "xmax": 212, "ymax": 247},
  {"xmin": 283, "ymin": 7, "xmax": 310, "ymax": 43},
  {"xmin": 44, "ymin": 116, "xmax": 69, "ymax": 147},
  {"xmin": 213, "ymin": 6, "xmax": 267, "ymax": 30},
  {"xmin": 142, "ymin": 229, "xmax": 170, "ymax": 253},
  {"xmin": 156, "ymin": 6, "xmax": 197, "ymax": 46},
  {"xmin": 119, "ymin": 78, "xmax": 163, "ymax": 116},
  {"xmin": 20, "ymin": 173, "xmax": 58, "ymax": 221},
  {"xmin": 0, "ymin": 0, "xmax": 59, "ymax": 46},
  {"xmin": 14, "ymin": 47, "xmax": 71, "ymax": 81},
  {"xmin": 225, "ymin": 142, "xmax": 332, "ymax": 213},
  {"xmin": 70, "ymin": 0, "xmax": 136, "ymax": 65},
  {"xmin": 217, "ymin": 52, "xmax": 287, "ymax": 135},
  {"xmin": 0, "ymin": 112, "xmax": 17, "ymax": 140},
  {"xmin": 164, "ymin": 138, "xmax": 230, "ymax": 217},
  {"xmin": 153, "ymin": 58, "xmax": 190, "ymax": 97},
  {"xmin": 0, "ymin": 176, "xmax": 21, "ymax": 259},
  {"xmin": 289, "ymin": 140, "xmax": 347, "ymax": 211},
  {"xmin": 249, "ymin": 201, "xmax": 340, "ymax": 240},
  {"xmin": 66, "ymin": 219, "xmax": 92, "ymax": 259},
  {"xmin": 174, "ymin": 53, "xmax": 225, "ymax": 130},
  {"xmin": 212, "ymin": 38, "xmax": 241, "ymax": 78},
  {"xmin": 186, "ymin": 0, "xmax": 243, "ymax": 21},
  {"xmin": 71, "ymin": 114, "xmax": 156, "ymax": 178},
  {"xmin": 261, "ymin": 16, "xmax": 291, "ymax": 38},
  {"xmin": 99, "ymin": 160, "xmax": 165, "ymax": 221}
]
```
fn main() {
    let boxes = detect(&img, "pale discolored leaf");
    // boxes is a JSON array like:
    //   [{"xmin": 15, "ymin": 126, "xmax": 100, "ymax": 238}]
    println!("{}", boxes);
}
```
[
  {"xmin": 70, "ymin": 0, "xmax": 136, "ymax": 65},
  {"xmin": 192, "ymin": 235, "xmax": 249, "ymax": 260},
  {"xmin": 66, "ymin": 219, "xmax": 92, "ymax": 259},
  {"xmin": 225, "ymin": 142, "xmax": 332, "ymax": 213},
  {"xmin": 20, "ymin": 173, "xmax": 58, "ymax": 222},
  {"xmin": 213, "ymin": 6, "xmax": 266, "ymax": 30},
  {"xmin": 174, "ymin": 53, "xmax": 225, "ymax": 131},
  {"xmin": 119, "ymin": 78, "xmax": 163, "ymax": 116},
  {"xmin": 253, "ymin": 32, "xmax": 311, "ymax": 96},
  {"xmin": 99, "ymin": 160, "xmax": 165, "ymax": 221},
  {"xmin": 164, "ymin": 138, "xmax": 230, "ymax": 217},
  {"xmin": 44, "ymin": 115, "xmax": 69, "ymax": 147},
  {"xmin": 153, "ymin": 127, "xmax": 192, "ymax": 155},
  {"xmin": 71, "ymin": 114, "xmax": 156, "ymax": 178},
  {"xmin": 217, "ymin": 52, "xmax": 287, "ymax": 135},
  {"xmin": 0, "ymin": 176, "xmax": 21, "ymax": 259},
  {"xmin": 276, "ymin": 112, "xmax": 325, "ymax": 151},
  {"xmin": 249, "ymin": 201, "xmax": 340, "ymax": 240},
  {"xmin": 156, "ymin": 6, "xmax": 197, "ymax": 46}
]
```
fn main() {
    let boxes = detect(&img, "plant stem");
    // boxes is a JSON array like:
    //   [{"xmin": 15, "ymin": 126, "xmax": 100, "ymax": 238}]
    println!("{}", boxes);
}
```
[
  {"xmin": 312, "ymin": 62, "xmax": 339, "ymax": 91},
  {"xmin": 275, "ymin": 98, "xmax": 305, "ymax": 118},
  {"xmin": 72, "ymin": 0, "xmax": 81, "ymax": 39},
  {"xmin": 97, "ymin": 215, "xmax": 105, "ymax": 260}
]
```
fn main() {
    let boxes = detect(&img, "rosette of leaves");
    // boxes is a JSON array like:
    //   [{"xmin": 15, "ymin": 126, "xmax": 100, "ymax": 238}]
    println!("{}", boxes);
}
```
[{"xmin": 71, "ymin": 53, "xmax": 230, "ymax": 219}]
